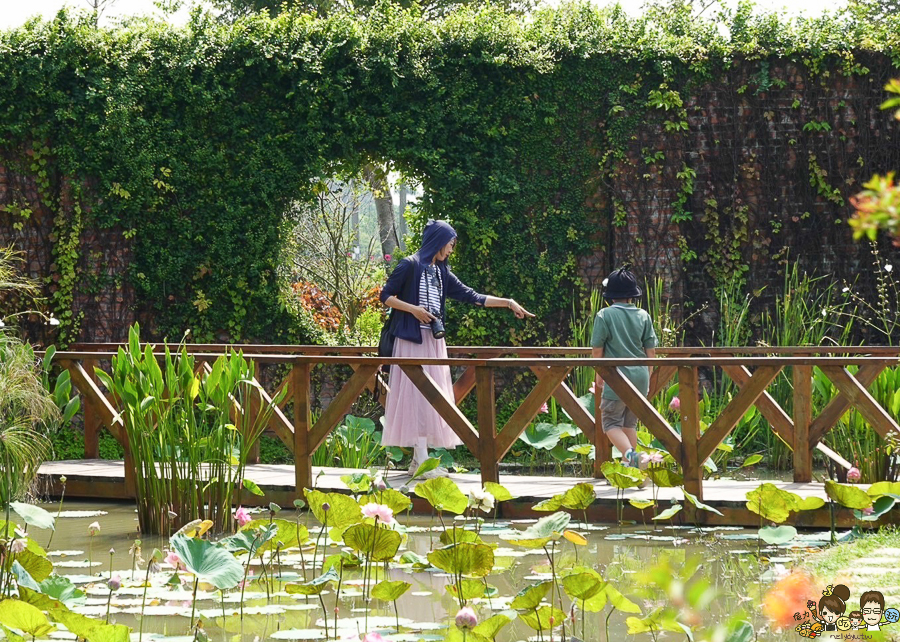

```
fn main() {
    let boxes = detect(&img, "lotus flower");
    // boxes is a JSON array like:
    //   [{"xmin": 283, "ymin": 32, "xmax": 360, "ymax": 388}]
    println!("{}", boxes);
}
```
[
  {"xmin": 468, "ymin": 487, "xmax": 495, "ymax": 513},
  {"xmin": 539, "ymin": 402, "xmax": 549, "ymax": 414},
  {"xmin": 88, "ymin": 521, "xmax": 101, "ymax": 535},
  {"xmin": 361, "ymin": 503, "xmax": 394, "ymax": 525},
  {"xmin": 234, "ymin": 506, "xmax": 252, "ymax": 526},
  {"xmin": 362, "ymin": 633, "xmax": 386, "ymax": 642},
  {"xmin": 384, "ymin": 254, "xmax": 392, "ymax": 261},
  {"xmin": 455, "ymin": 606, "xmax": 478, "ymax": 630},
  {"xmin": 164, "ymin": 551, "xmax": 182, "ymax": 569},
  {"xmin": 9, "ymin": 539, "xmax": 26, "ymax": 554},
  {"xmin": 847, "ymin": 467, "xmax": 861, "ymax": 482},
  {"xmin": 108, "ymin": 574, "xmax": 122, "ymax": 591},
  {"xmin": 374, "ymin": 476, "xmax": 387, "ymax": 492},
  {"xmin": 669, "ymin": 396, "xmax": 681, "ymax": 411}
]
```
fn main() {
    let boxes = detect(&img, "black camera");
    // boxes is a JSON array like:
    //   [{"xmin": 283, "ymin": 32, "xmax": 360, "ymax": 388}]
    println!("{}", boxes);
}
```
[{"xmin": 429, "ymin": 309, "xmax": 446, "ymax": 339}]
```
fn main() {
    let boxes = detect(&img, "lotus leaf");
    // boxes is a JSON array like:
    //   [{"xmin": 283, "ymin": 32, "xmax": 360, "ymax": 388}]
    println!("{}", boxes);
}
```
[
  {"xmin": 740, "ymin": 454, "xmax": 763, "ymax": 468},
  {"xmin": 412, "ymin": 458, "xmax": 441, "ymax": 478},
  {"xmin": 519, "ymin": 423, "xmax": 563, "ymax": 450},
  {"xmin": 38, "ymin": 577, "xmax": 85, "ymax": 607},
  {"xmin": 532, "ymin": 495, "xmax": 564, "ymax": 512},
  {"xmin": 604, "ymin": 584, "xmax": 641, "ymax": 613},
  {"xmin": 240, "ymin": 519, "xmax": 308, "ymax": 553},
  {"xmin": 9, "ymin": 503, "xmax": 55, "ymax": 531},
  {"xmin": 520, "ymin": 605, "xmax": 566, "ymax": 631},
  {"xmin": 855, "ymin": 494, "xmax": 898, "ymax": 521},
  {"xmin": 798, "ymin": 497, "xmax": 826, "ymax": 511},
  {"xmin": 15, "ymin": 549, "xmax": 52, "ymax": 583},
  {"xmin": 442, "ymin": 631, "xmax": 490, "ymax": 642},
  {"xmin": 502, "ymin": 511, "xmax": 571, "ymax": 549},
  {"xmin": 0, "ymin": 599, "xmax": 55, "ymax": 637},
  {"xmin": 825, "ymin": 480, "xmax": 873, "ymax": 510},
  {"xmin": 568, "ymin": 444, "xmax": 594, "ymax": 456},
  {"xmin": 868, "ymin": 481, "xmax": 900, "ymax": 497},
  {"xmin": 562, "ymin": 572, "xmax": 603, "ymax": 600},
  {"xmin": 510, "ymin": 581, "xmax": 552, "ymax": 610},
  {"xmin": 413, "ymin": 477, "xmax": 468, "ymax": 514},
  {"xmin": 652, "ymin": 505, "xmax": 682, "ymax": 521},
  {"xmin": 682, "ymin": 489, "xmax": 723, "ymax": 516},
  {"xmin": 359, "ymin": 489, "xmax": 411, "ymax": 515},
  {"xmin": 646, "ymin": 468, "xmax": 683, "ymax": 488},
  {"xmin": 428, "ymin": 542, "xmax": 494, "ymax": 577},
  {"xmin": 601, "ymin": 461, "xmax": 643, "ymax": 489},
  {"xmin": 371, "ymin": 580, "xmax": 411, "ymax": 602},
  {"xmin": 340, "ymin": 472, "xmax": 372, "ymax": 494},
  {"xmin": 446, "ymin": 578, "xmax": 486, "ymax": 600},
  {"xmin": 745, "ymin": 483, "xmax": 801, "ymax": 524},
  {"xmin": 629, "ymin": 499, "xmax": 655, "ymax": 511},
  {"xmin": 758, "ymin": 525, "xmax": 797, "ymax": 545},
  {"xmin": 343, "ymin": 523, "xmax": 402, "ymax": 562},
  {"xmin": 242, "ymin": 479, "xmax": 264, "ymax": 496},
  {"xmin": 175, "ymin": 519, "xmax": 214, "ymax": 538},
  {"xmin": 626, "ymin": 609, "xmax": 687, "ymax": 635},
  {"xmin": 220, "ymin": 525, "xmax": 277, "ymax": 554},
  {"xmin": 563, "ymin": 530, "xmax": 587, "ymax": 546},
  {"xmin": 440, "ymin": 528, "xmax": 485, "ymax": 546},
  {"xmin": 483, "ymin": 482, "xmax": 514, "ymax": 502},
  {"xmin": 17, "ymin": 588, "xmax": 128, "ymax": 642},
  {"xmin": 304, "ymin": 489, "xmax": 363, "ymax": 528},
  {"xmin": 169, "ymin": 534, "xmax": 244, "ymax": 590},
  {"xmin": 473, "ymin": 614, "xmax": 512, "ymax": 639},
  {"xmin": 285, "ymin": 568, "xmax": 339, "ymax": 595},
  {"xmin": 322, "ymin": 552, "xmax": 361, "ymax": 573}
]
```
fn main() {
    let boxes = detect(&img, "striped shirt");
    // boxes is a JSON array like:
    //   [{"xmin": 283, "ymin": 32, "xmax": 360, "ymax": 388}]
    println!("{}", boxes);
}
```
[{"xmin": 418, "ymin": 264, "xmax": 443, "ymax": 327}]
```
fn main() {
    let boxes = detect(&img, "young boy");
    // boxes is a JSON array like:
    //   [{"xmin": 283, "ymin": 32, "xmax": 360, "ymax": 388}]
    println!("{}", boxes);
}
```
[{"xmin": 591, "ymin": 265, "xmax": 658, "ymax": 468}]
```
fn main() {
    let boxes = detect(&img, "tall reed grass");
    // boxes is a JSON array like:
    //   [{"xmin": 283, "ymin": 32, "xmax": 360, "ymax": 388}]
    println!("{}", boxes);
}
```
[{"xmin": 96, "ymin": 324, "xmax": 285, "ymax": 534}]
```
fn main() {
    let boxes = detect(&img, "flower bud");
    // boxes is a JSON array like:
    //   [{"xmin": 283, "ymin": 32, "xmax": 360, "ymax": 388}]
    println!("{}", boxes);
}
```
[
  {"xmin": 88, "ymin": 521, "xmax": 101, "ymax": 535},
  {"xmin": 455, "ymin": 606, "xmax": 477, "ymax": 631},
  {"xmin": 322, "ymin": 502, "xmax": 331, "ymax": 512},
  {"xmin": 10, "ymin": 539, "xmax": 26, "ymax": 554},
  {"xmin": 108, "ymin": 574, "xmax": 122, "ymax": 591}
]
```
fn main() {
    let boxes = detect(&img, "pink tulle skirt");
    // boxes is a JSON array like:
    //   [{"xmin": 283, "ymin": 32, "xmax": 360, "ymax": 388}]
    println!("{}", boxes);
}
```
[{"xmin": 381, "ymin": 328, "xmax": 463, "ymax": 449}]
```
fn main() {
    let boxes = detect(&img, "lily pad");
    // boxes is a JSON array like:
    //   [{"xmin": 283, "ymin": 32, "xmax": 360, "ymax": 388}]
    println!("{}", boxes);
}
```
[
  {"xmin": 169, "ymin": 534, "xmax": 244, "ymax": 590},
  {"xmin": 343, "ymin": 524, "xmax": 402, "ymax": 562},
  {"xmin": 428, "ymin": 543, "xmax": 494, "ymax": 578},
  {"xmin": 745, "ymin": 483, "xmax": 801, "ymax": 524},
  {"xmin": 304, "ymin": 490, "xmax": 363, "ymax": 528},
  {"xmin": 825, "ymin": 480, "xmax": 873, "ymax": 510},
  {"xmin": 758, "ymin": 525, "xmax": 797, "ymax": 545},
  {"xmin": 371, "ymin": 580, "xmax": 411, "ymax": 602},
  {"xmin": 413, "ymin": 478, "xmax": 468, "ymax": 515}
]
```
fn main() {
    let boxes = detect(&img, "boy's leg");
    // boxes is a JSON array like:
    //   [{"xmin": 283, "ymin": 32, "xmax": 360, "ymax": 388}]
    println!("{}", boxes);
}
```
[{"xmin": 605, "ymin": 427, "xmax": 634, "ymax": 462}]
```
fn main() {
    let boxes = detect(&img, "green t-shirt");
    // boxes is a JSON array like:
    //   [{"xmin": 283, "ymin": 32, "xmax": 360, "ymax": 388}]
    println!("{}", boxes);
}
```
[{"xmin": 590, "ymin": 303, "xmax": 658, "ymax": 401}]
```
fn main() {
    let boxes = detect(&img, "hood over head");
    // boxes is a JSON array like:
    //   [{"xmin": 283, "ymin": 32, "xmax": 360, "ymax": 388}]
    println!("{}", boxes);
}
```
[{"xmin": 417, "ymin": 219, "xmax": 457, "ymax": 264}]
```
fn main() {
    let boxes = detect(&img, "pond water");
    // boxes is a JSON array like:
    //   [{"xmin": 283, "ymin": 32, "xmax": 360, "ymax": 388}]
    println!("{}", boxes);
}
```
[{"xmin": 24, "ymin": 500, "xmax": 836, "ymax": 642}]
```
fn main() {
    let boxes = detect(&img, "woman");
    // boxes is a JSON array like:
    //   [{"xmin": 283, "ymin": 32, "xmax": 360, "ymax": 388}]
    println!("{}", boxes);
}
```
[{"xmin": 379, "ymin": 219, "xmax": 533, "ymax": 476}]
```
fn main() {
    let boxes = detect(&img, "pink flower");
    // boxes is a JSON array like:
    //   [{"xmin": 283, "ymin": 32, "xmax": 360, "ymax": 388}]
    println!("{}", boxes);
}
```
[
  {"xmin": 234, "ymin": 506, "xmax": 252, "ymax": 527},
  {"xmin": 108, "ymin": 574, "xmax": 122, "ymax": 591},
  {"xmin": 164, "ymin": 551, "xmax": 182, "ymax": 569},
  {"xmin": 669, "ymin": 396, "xmax": 681, "ymax": 411},
  {"xmin": 361, "ymin": 503, "xmax": 394, "ymax": 525},
  {"xmin": 847, "ymin": 467, "xmax": 861, "ymax": 482},
  {"xmin": 88, "ymin": 521, "xmax": 101, "ymax": 535},
  {"xmin": 362, "ymin": 633, "xmax": 386, "ymax": 642},
  {"xmin": 374, "ymin": 476, "xmax": 387, "ymax": 492},
  {"xmin": 863, "ymin": 506, "xmax": 874, "ymax": 516},
  {"xmin": 455, "ymin": 606, "xmax": 478, "ymax": 630},
  {"xmin": 384, "ymin": 254, "xmax": 392, "ymax": 261},
  {"xmin": 649, "ymin": 451, "xmax": 665, "ymax": 464},
  {"xmin": 539, "ymin": 402, "xmax": 549, "ymax": 414},
  {"xmin": 9, "ymin": 539, "xmax": 26, "ymax": 554}
]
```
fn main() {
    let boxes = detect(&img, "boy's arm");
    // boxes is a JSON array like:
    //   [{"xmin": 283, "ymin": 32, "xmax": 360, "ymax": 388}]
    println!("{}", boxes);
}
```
[{"xmin": 592, "ymin": 346, "xmax": 604, "ymax": 392}]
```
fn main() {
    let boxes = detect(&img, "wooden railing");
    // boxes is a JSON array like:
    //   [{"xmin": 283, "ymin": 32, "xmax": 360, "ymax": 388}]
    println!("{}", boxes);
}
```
[{"xmin": 54, "ymin": 345, "xmax": 900, "ymax": 501}]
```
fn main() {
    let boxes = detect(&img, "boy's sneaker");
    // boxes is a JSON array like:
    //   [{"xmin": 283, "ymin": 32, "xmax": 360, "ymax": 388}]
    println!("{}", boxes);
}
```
[{"xmin": 624, "ymin": 449, "xmax": 641, "ymax": 469}]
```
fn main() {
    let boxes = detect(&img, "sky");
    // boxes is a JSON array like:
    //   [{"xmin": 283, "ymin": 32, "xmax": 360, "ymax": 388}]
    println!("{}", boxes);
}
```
[{"xmin": 0, "ymin": 0, "xmax": 849, "ymax": 30}]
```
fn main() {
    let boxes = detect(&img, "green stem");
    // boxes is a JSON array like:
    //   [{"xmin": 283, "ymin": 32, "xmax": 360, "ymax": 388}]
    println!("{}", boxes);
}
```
[{"xmin": 139, "ymin": 558, "xmax": 152, "ymax": 642}]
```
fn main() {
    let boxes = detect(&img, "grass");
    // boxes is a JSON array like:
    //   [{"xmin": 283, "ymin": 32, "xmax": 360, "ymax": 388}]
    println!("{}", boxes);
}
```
[{"xmin": 801, "ymin": 526, "xmax": 900, "ymax": 583}]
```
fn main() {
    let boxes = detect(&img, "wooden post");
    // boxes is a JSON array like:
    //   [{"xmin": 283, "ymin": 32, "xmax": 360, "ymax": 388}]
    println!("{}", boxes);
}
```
[
  {"xmin": 476, "ymin": 367, "xmax": 499, "ymax": 485},
  {"xmin": 793, "ymin": 365, "xmax": 813, "ymax": 483},
  {"xmin": 679, "ymin": 366, "xmax": 703, "ymax": 503},
  {"xmin": 593, "ymin": 379, "xmax": 610, "ymax": 478},
  {"xmin": 83, "ymin": 359, "xmax": 101, "ymax": 459},
  {"xmin": 293, "ymin": 362, "xmax": 313, "ymax": 492}
]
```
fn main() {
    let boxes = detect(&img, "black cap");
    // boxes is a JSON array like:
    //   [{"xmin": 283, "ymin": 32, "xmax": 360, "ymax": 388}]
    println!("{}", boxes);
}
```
[{"xmin": 603, "ymin": 264, "xmax": 642, "ymax": 300}]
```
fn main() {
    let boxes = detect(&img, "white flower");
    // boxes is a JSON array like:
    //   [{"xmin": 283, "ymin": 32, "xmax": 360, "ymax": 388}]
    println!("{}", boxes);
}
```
[
  {"xmin": 821, "ymin": 308, "xmax": 828, "ymax": 317},
  {"xmin": 468, "ymin": 487, "xmax": 495, "ymax": 513},
  {"xmin": 842, "ymin": 287, "xmax": 850, "ymax": 293},
  {"xmin": 10, "ymin": 539, "xmax": 26, "ymax": 554},
  {"xmin": 48, "ymin": 315, "xmax": 60, "ymax": 326},
  {"xmin": 602, "ymin": 278, "xmax": 609, "ymax": 287},
  {"xmin": 886, "ymin": 264, "xmax": 893, "ymax": 273},
  {"xmin": 0, "ymin": 319, "xmax": 5, "ymax": 328}
]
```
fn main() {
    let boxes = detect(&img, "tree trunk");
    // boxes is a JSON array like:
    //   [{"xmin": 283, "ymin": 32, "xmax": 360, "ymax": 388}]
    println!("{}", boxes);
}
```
[
  {"xmin": 397, "ymin": 183, "xmax": 408, "ymax": 250},
  {"xmin": 363, "ymin": 163, "xmax": 399, "ymax": 258}
]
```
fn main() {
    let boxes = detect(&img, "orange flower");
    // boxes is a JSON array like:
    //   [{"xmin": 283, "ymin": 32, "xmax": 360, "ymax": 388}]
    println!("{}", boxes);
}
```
[{"xmin": 763, "ymin": 572, "xmax": 818, "ymax": 628}]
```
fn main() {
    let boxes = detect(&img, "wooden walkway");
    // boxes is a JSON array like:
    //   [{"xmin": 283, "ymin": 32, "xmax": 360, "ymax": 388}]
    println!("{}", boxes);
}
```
[{"xmin": 37, "ymin": 459, "xmax": 882, "ymax": 528}]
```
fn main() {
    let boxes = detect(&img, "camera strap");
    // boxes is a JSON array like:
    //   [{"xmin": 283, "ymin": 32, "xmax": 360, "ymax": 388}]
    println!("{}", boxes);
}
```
[{"xmin": 424, "ymin": 264, "xmax": 444, "ymax": 320}]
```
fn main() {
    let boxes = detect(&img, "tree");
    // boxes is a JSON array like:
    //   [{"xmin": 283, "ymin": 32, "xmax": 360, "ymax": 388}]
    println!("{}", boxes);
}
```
[
  {"xmin": 211, "ymin": 0, "xmax": 535, "ymax": 20},
  {"xmin": 847, "ymin": 0, "xmax": 900, "ymax": 21},
  {"xmin": 287, "ymin": 181, "xmax": 384, "ymax": 331}
]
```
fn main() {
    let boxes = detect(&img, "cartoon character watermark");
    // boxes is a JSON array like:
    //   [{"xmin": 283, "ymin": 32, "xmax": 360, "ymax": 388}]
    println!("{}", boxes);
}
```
[{"xmin": 793, "ymin": 586, "xmax": 897, "ymax": 638}]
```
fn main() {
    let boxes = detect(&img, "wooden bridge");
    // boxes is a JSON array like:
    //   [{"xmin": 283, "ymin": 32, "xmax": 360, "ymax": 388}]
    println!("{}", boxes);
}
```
[{"xmin": 46, "ymin": 344, "xmax": 900, "ymax": 513}]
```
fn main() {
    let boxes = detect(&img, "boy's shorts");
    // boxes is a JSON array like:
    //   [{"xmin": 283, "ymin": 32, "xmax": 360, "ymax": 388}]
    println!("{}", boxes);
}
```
[{"xmin": 600, "ymin": 397, "xmax": 638, "ymax": 432}]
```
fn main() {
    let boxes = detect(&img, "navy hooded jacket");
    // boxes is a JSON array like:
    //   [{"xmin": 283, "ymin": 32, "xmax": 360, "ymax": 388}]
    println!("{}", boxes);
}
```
[{"xmin": 379, "ymin": 220, "xmax": 486, "ymax": 344}]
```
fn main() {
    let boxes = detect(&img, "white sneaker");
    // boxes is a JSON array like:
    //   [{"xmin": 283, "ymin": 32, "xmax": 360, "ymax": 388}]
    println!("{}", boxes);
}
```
[{"xmin": 407, "ymin": 458, "xmax": 421, "ymax": 476}]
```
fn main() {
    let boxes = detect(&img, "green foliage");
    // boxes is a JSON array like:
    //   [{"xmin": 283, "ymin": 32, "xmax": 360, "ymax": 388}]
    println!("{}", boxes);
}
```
[{"xmin": 3, "ymin": 4, "xmax": 897, "ymax": 346}]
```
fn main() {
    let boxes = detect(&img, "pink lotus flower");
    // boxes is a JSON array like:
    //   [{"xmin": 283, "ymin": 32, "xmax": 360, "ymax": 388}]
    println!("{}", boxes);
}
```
[
  {"xmin": 361, "ymin": 503, "xmax": 394, "ymax": 525},
  {"xmin": 863, "ymin": 506, "xmax": 874, "ymax": 516},
  {"xmin": 669, "ymin": 396, "xmax": 681, "ymax": 411},
  {"xmin": 234, "ymin": 506, "xmax": 252, "ymax": 526},
  {"xmin": 455, "ymin": 606, "xmax": 478, "ymax": 630},
  {"xmin": 108, "ymin": 574, "xmax": 122, "ymax": 591},
  {"xmin": 362, "ymin": 633, "xmax": 386, "ymax": 642},
  {"xmin": 164, "ymin": 551, "xmax": 182, "ymax": 569},
  {"xmin": 384, "ymin": 254, "xmax": 392, "ymax": 261},
  {"xmin": 88, "ymin": 521, "xmax": 101, "ymax": 535},
  {"xmin": 539, "ymin": 402, "xmax": 549, "ymax": 414},
  {"xmin": 9, "ymin": 539, "xmax": 26, "ymax": 554},
  {"xmin": 648, "ymin": 451, "xmax": 665, "ymax": 464},
  {"xmin": 847, "ymin": 467, "xmax": 861, "ymax": 482}
]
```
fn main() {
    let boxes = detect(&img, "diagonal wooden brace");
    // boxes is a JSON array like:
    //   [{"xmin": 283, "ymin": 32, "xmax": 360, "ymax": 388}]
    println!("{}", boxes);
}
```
[
  {"xmin": 528, "ymin": 365, "xmax": 594, "ymax": 437},
  {"xmin": 649, "ymin": 364, "xmax": 678, "ymax": 400},
  {"xmin": 61, "ymin": 360, "xmax": 124, "ymax": 442},
  {"xmin": 819, "ymin": 366, "xmax": 900, "ymax": 440},
  {"xmin": 698, "ymin": 365, "xmax": 782, "ymax": 462},
  {"xmin": 596, "ymin": 366, "xmax": 682, "ymax": 456},
  {"xmin": 399, "ymin": 364, "xmax": 481, "ymax": 456},
  {"xmin": 309, "ymin": 365, "xmax": 379, "ymax": 453},
  {"xmin": 495, "ymin": 366, "xmax": 570, "ymax": 460},
  {"xmin": 809, "ymin": 362, "xmax": 888, "ymax": 444}
]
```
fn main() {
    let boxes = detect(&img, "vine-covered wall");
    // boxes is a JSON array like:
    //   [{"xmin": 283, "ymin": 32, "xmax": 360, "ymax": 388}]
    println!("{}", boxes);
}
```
[{"xmin": 0, "ymin": 4, "xmax": 897, "ymax": 346}]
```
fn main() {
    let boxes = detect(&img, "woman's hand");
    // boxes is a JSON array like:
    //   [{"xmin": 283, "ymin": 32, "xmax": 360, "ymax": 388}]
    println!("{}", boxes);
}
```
[
  {"xmin": 410, "ymin": 305, "xmax": 436, "ymax": 324},
  {"xmin": 508, "ymin": 299, "xmax": 535, "ymax": 319}
]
